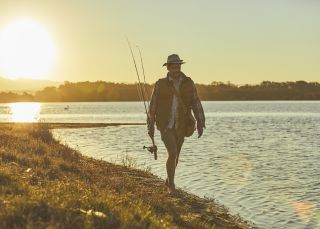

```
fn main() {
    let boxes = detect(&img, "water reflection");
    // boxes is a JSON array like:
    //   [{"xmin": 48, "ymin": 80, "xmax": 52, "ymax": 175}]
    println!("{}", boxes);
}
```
[
  {"xmin": 220, "ymin": 155, "xmax": 252, "ymax": 188},
  {"xmin": 10, "ymin": 102, "xmax": 41, "ymax": 122},
  {"xmin": 291, "ymin": 200, "xmax": 317, "ymax": 223}
]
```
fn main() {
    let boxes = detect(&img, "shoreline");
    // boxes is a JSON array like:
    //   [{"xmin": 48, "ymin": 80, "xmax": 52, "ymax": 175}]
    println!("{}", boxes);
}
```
[
  {"xmin": 0, "ymin": 122, "xmax": 146, "ymax": 129},
  {"xmin": 0, "ymin": 123, "xmax": 259, "ymax": 228}
]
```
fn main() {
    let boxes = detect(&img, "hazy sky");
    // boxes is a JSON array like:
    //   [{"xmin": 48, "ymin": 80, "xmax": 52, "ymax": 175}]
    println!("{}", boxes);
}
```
[{"xmin": 0, "ymin": 0, "xmax": 319, "ymax": 84}]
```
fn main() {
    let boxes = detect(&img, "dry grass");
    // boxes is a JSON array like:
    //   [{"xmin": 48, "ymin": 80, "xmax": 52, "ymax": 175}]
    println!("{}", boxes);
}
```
[{"xmin": 0, "ymin": 123, "xmax": 259, "ymax": 229}]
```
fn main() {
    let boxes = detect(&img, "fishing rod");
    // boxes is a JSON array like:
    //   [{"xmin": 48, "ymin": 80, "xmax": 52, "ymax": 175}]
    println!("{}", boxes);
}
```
[
  {"xmin": 126, "ymin": 36, "xmax": 157, "ymax": 160},
  {"xmin": 136, "ymin": 45, "xmax": 150, "ymax": 109},
  {"xmin": 125, "ymin": 37, "xmax": 147, "ymax": 113},
  {"xmin": 136, "ymin": 45, "xmax": 157, "ymax": 160}
]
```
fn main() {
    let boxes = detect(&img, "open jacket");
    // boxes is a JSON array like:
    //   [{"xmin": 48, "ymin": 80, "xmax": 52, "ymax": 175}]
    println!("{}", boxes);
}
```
[{"xmin": 147, "ymin": 72, "xmax": 205, "ymax": 136}]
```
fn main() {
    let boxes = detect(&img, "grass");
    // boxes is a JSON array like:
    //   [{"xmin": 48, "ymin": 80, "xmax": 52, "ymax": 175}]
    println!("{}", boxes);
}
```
[{"xmin": 0, "ymin": 123, "xmax": 259, "ymax": 229}]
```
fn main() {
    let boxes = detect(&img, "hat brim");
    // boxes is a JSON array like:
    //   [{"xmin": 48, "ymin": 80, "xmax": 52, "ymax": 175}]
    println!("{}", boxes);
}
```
[{"xmin": 162, "ymin": 61, "xmax": 186, "ymax": 67}]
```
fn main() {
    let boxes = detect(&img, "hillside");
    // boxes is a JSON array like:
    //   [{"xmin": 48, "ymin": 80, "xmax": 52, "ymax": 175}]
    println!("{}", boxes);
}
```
[{"xmin": 0, "ymin": 77, "xmax": 61, "ymax": 92}]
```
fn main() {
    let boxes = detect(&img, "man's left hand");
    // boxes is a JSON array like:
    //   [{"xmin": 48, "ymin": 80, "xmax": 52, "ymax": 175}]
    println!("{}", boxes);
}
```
[{"xmin": 197, "ymin": 126, "xmax": 204, "ymax": 138}]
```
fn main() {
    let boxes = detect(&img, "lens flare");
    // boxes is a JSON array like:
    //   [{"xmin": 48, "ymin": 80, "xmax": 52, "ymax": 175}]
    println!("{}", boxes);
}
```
[
  {"xmin": 291, "ymin": 201, "xmax": 317, "ymax": 223},
  {"xmin": 220, "ymin": 155, "xmax": 252, "ymax": 188}
]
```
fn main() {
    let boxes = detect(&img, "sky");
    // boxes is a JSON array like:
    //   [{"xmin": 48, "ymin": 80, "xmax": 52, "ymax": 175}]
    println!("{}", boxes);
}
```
[{"xmin": 0, "ymin": 0, "xmax": 319, "ymax": 84}]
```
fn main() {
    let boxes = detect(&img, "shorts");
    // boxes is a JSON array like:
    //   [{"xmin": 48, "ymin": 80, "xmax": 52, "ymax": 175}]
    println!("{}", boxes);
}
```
[{"xmin": 160, "ymin": 127, "xmax": 185, "ymax": 154}]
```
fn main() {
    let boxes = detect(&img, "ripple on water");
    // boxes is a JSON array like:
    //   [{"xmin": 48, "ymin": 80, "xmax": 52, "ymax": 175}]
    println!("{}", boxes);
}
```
[{"xmin": 51, "ymin": 101, "xmax": 320, "ymax": 229}]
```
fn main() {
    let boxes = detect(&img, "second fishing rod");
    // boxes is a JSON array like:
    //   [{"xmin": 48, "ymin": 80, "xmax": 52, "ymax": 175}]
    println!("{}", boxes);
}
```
[{"xmin": 126, "ymin": 37, "xmax": 157, "ymax": 160}]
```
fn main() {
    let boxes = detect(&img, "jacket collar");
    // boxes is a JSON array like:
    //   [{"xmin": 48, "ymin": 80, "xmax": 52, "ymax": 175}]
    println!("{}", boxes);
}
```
[{"xmin": 166, "ymin": 71, "xmax": 187, "ymax": 85}]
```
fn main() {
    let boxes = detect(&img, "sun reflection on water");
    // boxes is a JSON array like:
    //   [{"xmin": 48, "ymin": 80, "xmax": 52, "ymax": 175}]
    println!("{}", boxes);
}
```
[{"xmin": 9, "ymin": 102, "xmax": 41, "ymax": 122}]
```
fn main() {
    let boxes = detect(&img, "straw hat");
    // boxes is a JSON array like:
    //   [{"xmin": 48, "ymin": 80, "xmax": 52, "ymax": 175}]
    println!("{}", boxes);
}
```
[{"xmin": 162, "ymin": 54, "xmax": 186, "ymax": 67}]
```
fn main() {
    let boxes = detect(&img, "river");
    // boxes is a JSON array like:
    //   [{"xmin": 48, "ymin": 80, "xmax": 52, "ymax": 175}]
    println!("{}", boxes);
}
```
[{"xmin": 1, "ymin": 101, "xmax": 319, "ymax": 228}]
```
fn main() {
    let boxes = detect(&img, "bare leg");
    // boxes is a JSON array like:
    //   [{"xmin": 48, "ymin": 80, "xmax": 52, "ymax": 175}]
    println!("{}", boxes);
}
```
[
  {"xmin": 162, "ymin": 128, "xmax": 183, "ymax": 193},
  {"xmin": 175, "ymin": 151, "xmax": 180, "ymax": 167},
  {"xmin": 175, "ymin": 140, "xmax": 184, "ymax": 167},
  {"xmin": 166, "ymin": 141, "xmax": 183, "ymax": 187},
  {"xmin": 166, "ymin": 150, "xmax": 177, "ymax": 193}
]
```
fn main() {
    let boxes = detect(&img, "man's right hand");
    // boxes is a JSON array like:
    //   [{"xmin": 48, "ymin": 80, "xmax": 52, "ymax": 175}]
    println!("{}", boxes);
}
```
[{"xmin": 197, "ymin": 126, "xmax": 203, "ymax": 138}]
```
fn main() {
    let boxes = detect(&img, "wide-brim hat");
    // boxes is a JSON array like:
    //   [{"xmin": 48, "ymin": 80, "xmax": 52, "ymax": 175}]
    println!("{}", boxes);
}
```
[{"xmin": 162, "ymin": 54, "xmax": 186, "ymax": 67}]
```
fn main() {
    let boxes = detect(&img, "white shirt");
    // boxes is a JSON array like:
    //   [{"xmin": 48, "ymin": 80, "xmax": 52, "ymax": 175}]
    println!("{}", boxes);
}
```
[{"xmin": 167, "ymin": 73, "xmax": 183, "ymax": 129}]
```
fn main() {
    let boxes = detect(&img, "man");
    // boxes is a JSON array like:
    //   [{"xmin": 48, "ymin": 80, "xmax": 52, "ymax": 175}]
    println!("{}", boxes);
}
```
[{"xmin": 147, "ymin": 54, "xmax": 206, "ymax": 194}]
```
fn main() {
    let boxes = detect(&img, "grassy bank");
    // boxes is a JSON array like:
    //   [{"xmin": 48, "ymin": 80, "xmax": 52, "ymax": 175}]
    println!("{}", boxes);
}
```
[
  {"xmin": 0, "ymin": 124, "xmax": 258, "ymax": 228},
  {"xmin": 0, "ymin": 122, "xmax": 145, "ymax": 129}
]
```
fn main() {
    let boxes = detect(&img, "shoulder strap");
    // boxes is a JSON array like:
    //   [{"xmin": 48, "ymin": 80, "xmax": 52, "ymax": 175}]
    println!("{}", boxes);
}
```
[{"xmin": 170, "ymin": 83, "xmax": 188, "ymax": 114}]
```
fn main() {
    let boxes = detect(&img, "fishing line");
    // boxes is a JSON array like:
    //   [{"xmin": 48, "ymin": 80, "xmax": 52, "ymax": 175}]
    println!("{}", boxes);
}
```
[
  {"xmin": 125, "ymin": 36, "xmax": 148, "ymax": 115},
  {"xmin": 136, "ymin": 45, "xmax": 150, "ymax": 110}
]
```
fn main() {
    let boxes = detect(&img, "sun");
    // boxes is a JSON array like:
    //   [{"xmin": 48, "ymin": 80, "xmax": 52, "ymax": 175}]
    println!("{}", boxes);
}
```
[{"xmin": 0, "ymin": 19, "xmax": 56, "ymax": 80}]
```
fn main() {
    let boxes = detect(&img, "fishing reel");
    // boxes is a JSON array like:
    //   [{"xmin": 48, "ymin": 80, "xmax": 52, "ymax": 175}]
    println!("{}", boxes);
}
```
[
  {"xmin": 126, "ymin": 37, "xmax": 158, "ymax": 161},
  {"xmin": 143, "ymin": 145, "xmax": 158, "ymax": 160}
]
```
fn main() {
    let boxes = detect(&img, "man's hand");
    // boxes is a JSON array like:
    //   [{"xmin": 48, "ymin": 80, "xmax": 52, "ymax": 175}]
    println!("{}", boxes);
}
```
[{"xmin": 197, "ymin": 126, "xmax": 204, "ymax": 138}]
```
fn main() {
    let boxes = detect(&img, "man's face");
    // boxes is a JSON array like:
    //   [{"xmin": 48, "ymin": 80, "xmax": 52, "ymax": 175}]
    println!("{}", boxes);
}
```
[{"xmin": 167, "ymin": 63, "xmax": 181, "ymax": 75}]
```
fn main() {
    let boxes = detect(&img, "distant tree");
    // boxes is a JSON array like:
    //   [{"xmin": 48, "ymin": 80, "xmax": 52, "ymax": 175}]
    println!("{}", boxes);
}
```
[{"xmin": 1, "ymin": 80, "xmax": 320, "ymax": 102}]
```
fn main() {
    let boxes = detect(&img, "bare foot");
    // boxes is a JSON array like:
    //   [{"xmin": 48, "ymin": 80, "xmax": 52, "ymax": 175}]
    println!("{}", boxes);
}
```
[{"xmin": 167, "ymin": 184, "xmax": 176, "ymax": 195}]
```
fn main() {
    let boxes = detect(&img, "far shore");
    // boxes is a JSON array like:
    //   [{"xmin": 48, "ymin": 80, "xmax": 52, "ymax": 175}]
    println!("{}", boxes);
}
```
[
  {"xmin": 1, "ymin": 80, "xmax": 320, "ymax": 102},
  {"xmin": 1, "ymin": 100, "xmax": 320, "ymax": 104}
]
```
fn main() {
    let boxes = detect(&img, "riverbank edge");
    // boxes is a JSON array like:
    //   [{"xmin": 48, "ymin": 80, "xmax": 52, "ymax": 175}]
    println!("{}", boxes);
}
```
[
  {"xmin": 0, "ymin": 122, "xmax": 146, "ymax": 129},
  {"xmin": 0, "ymin": 123, "xmax": 260, "ymax": 228}
]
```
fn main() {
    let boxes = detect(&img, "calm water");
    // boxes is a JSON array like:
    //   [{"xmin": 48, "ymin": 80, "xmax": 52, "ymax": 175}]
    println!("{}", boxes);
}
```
[{"xmin": 1, "ymin": 101, "xmax": 319, "ymax": 229}]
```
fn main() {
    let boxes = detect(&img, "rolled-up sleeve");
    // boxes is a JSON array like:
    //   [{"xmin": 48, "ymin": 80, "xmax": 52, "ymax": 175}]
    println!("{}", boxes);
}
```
[{"xmin": 191, "ymin": 81, "xmax": 206, "ymax": 129}]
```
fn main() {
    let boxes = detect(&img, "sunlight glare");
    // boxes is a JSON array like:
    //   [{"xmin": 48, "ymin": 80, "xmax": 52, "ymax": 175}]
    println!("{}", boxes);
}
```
[
  {"xmin": 10, "ymin": 102, "xmax": 41, "ymax": 122},
  {"xmin": 0, "ymin": 19, "xmax": 56, "ymax": 80}
]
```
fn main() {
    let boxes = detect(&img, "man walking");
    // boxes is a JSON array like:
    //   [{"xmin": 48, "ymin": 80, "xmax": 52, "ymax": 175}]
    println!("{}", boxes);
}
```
[{"xmin": 147, "ymin": 54, "xmax": 206, "ymax": 194}]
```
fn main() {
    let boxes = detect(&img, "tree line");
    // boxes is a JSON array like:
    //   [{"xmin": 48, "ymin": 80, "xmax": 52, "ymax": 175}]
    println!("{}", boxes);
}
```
[{"xmin": 0, "ymin": 80, "xmax": 320, "ymax": 103}]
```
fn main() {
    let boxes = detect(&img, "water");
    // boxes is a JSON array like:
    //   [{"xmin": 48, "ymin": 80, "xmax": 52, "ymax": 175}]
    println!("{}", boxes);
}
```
[{"xmin": 1, "ymin": 101, "xmax": 319, "ymax": 228}]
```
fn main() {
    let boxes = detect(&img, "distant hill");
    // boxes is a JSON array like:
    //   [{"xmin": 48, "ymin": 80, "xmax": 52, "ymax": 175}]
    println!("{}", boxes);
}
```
[{"xmin": 0, "ymin": 77, "xmax": 61, "ymax": 92}]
